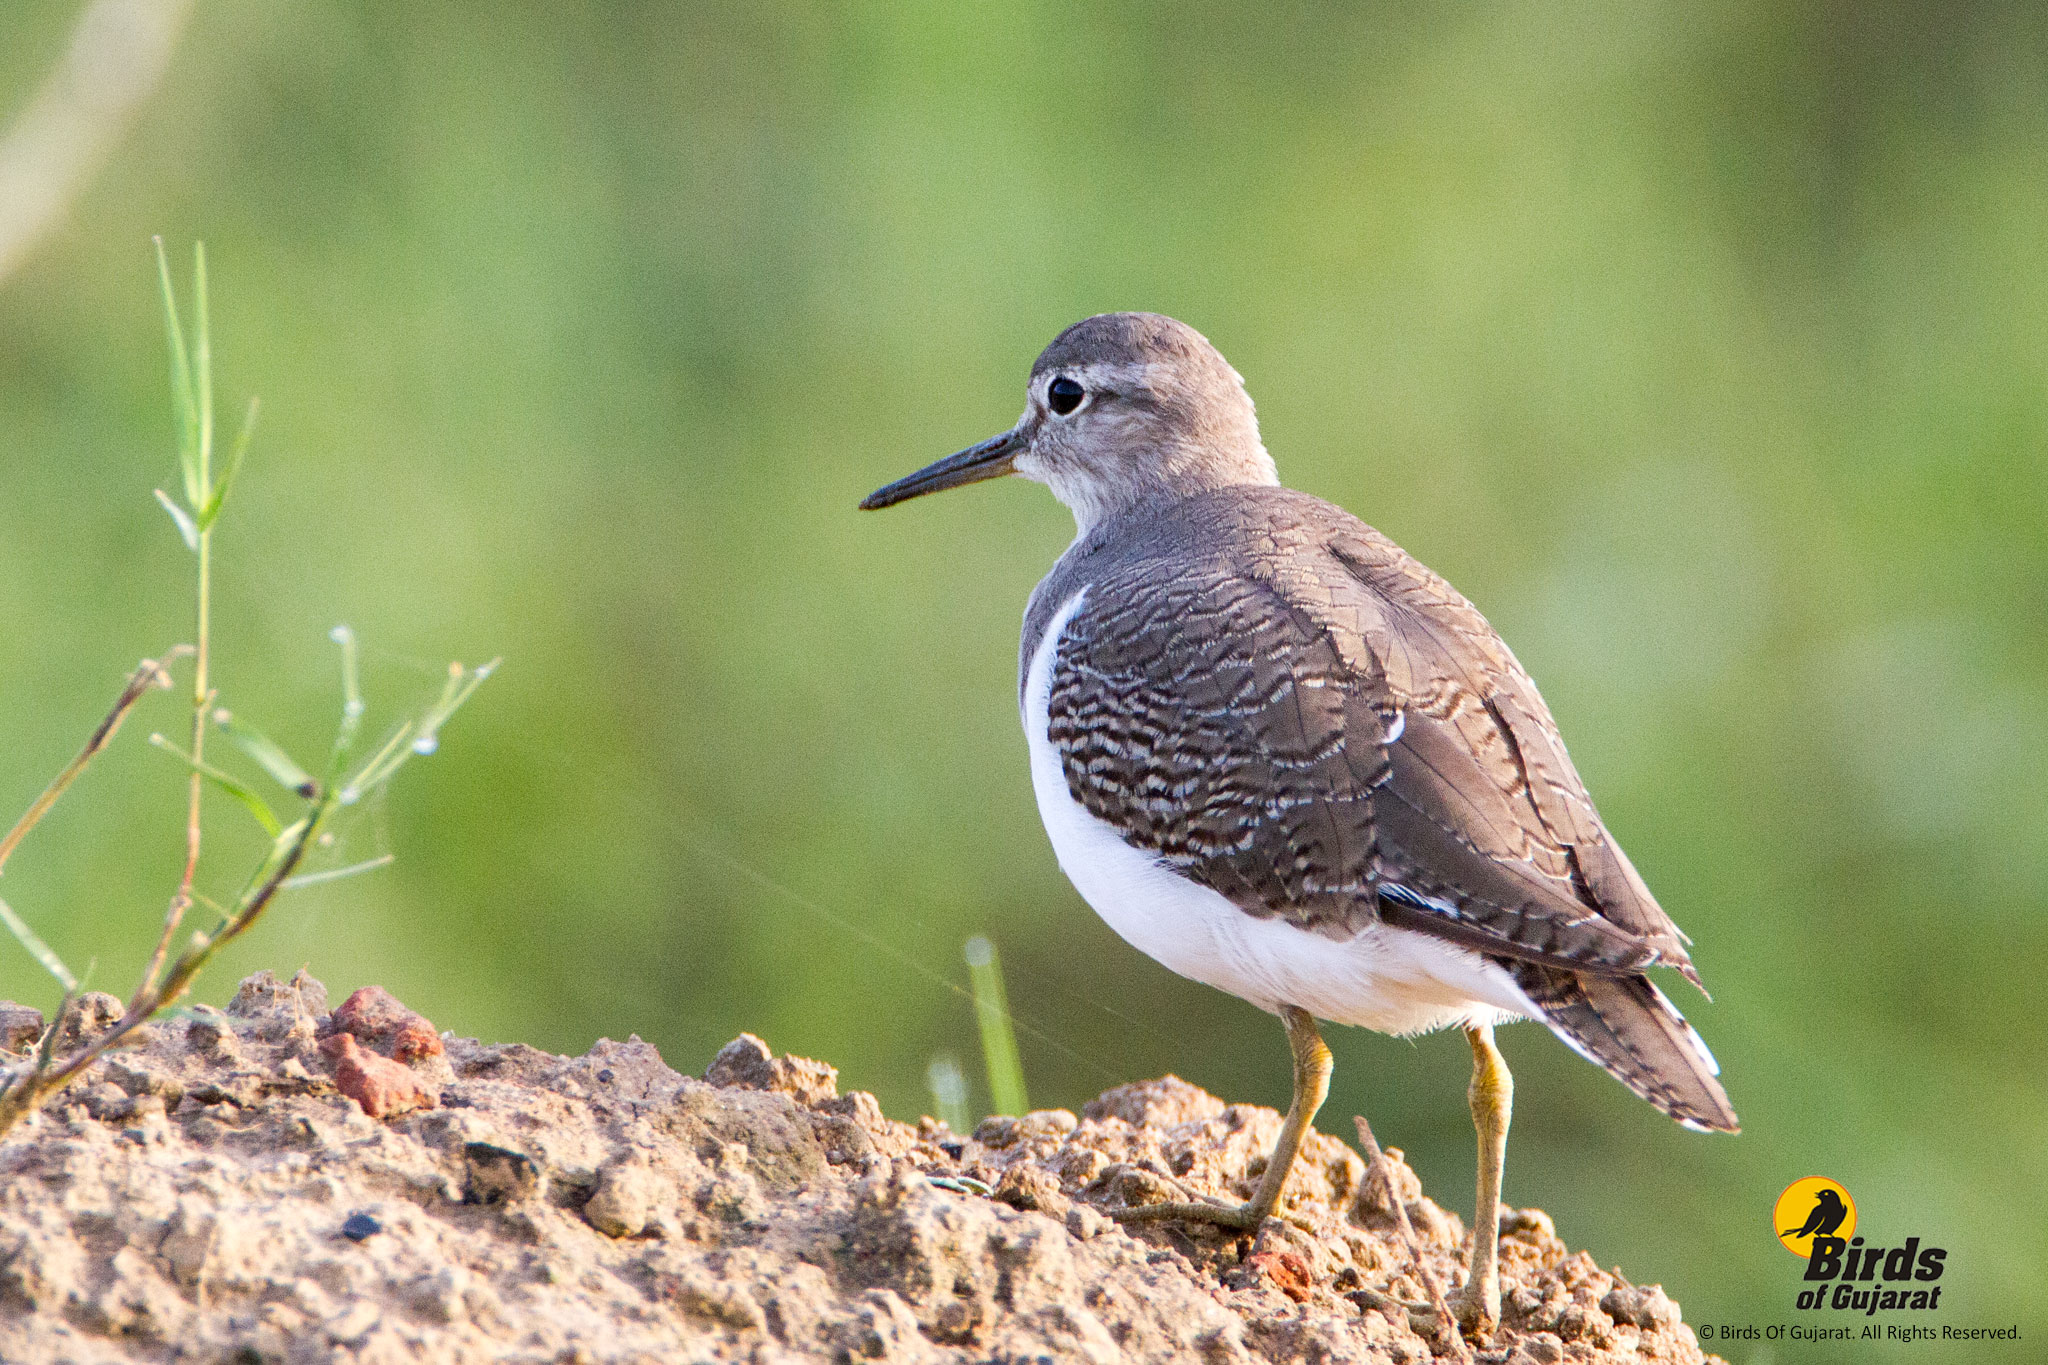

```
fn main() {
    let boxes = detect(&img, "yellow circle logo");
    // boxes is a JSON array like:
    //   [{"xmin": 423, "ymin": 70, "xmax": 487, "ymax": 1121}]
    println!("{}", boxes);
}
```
[{"xmin": 1775, "ymin": 1177, "xmax": 1856, "ymax": 1257}]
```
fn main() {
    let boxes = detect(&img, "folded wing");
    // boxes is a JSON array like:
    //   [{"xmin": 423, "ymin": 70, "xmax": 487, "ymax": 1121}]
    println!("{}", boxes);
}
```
[{"xmin": 1044, "ymin": 503, "xmax": 1735, "ymax": 1131}]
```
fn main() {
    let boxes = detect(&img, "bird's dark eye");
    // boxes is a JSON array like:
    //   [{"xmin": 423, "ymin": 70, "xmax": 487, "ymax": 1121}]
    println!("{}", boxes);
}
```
[{"xmin": 1047, "ymin": 376, "xmax": 1085, "ymax": 416}]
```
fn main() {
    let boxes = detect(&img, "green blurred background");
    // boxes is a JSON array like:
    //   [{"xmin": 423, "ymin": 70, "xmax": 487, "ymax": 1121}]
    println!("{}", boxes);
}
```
[{"xmin": 2, "ymin": 3, "xmax": 2044, "ymax": 1359}]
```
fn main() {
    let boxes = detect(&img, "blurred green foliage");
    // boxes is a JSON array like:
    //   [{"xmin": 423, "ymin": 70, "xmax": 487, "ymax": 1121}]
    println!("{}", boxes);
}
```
[{"xmin": 1, "ymin": 3, "xmax": 2043, "ymax": 1358}]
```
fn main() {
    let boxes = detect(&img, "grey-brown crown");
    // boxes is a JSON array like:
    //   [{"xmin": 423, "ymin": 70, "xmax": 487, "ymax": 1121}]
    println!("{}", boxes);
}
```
[{"xmin": 1030, "ymin": 312, "xmax": 1238, "ymax": 383}]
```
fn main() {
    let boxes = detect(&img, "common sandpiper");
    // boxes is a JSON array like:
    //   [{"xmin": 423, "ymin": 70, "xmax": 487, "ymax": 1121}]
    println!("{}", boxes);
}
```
[{"xmin": 860, "ymin": 312, "xmax": 1737, "ymax": 1338}]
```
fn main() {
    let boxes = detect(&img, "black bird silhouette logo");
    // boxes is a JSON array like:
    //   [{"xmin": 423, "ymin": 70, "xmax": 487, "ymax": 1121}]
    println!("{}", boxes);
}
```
[{"xmin": 1782, "ymin": 1187, "xmax": 1850, "ymax": 1240}]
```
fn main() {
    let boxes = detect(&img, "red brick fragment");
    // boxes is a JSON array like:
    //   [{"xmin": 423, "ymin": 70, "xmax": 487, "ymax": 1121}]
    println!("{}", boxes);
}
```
[
  {"xmin": 1245, "ymin": 1250, "xmax": 1314, "ymax": 1303},
  {"xmin": 320, "ymin": 1033, "xmax": 437, "ymax": 1119},
  {"xmin": 329, "ymin": 985, "xmax": 443, "ymax": 1062}
]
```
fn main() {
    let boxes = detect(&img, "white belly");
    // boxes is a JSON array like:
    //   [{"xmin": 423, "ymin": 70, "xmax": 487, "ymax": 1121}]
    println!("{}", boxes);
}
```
[{"xmin": 1022, "ymin": 588, "xmax": 1543, "ymax": 1037}]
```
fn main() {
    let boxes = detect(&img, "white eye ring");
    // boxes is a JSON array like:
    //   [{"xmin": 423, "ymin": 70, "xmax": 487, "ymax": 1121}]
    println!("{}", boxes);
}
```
[{"xmin": 1046, "ymin": 375, "xmax": 1086, "ymax": 416}]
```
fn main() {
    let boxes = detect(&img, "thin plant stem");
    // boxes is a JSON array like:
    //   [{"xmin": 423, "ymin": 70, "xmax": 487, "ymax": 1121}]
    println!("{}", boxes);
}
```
[
  {"xmin": 1353, "ymin": 1114, "xmax": 1473, "ymax": 1364},
  {"xmin": 0, "ymin": 791, "xmax": 334, "ymax": 1139},
  {"xmin": 0, "ymin": 651, "xmax": 182, "ymax": 879},
  {"xmin": 147, "ymin": 524, "xmax": 211, "ymax": 997},
  {"xmin": 137, "ymin": 237, "xmax": 216, "ymax": 1001}
]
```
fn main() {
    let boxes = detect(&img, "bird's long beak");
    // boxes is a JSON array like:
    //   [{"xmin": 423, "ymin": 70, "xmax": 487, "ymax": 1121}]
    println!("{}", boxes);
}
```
[{"xmin": 860, "ymin": 427, "xmax": 1024, "ymax": 510}]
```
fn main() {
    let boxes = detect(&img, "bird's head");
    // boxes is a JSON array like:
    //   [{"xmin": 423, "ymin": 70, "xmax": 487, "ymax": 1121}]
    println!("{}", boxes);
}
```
[{"xmin": 860, "ymin": 312, "xmax": 1278, "ymax": 532}]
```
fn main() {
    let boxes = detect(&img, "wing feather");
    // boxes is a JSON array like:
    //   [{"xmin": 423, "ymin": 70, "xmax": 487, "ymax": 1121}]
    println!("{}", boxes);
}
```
[{"xmin": 1045, "ymin": 508, "xmax": 1699, "ymax": 980}]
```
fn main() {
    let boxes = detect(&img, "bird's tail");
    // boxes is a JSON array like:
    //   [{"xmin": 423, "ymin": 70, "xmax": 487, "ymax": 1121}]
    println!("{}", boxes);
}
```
[{"xmin": 1513, "ymin": 965, "xmax": 1739, "ymax": 1133}]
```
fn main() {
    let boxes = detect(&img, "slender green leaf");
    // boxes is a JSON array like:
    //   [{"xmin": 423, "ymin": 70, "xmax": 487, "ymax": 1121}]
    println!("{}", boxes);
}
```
[
  {"xmin": 964, "ymin": 936, "xmax": 1029, "ymax": 1117},
  {"xmin": 413, "ymin": 657, "xmax": 499, "ymax": 757},
  {"xmin": 148, "ymin": 734, "xmax": 283, "ymax": 836},
  {"xmin": 211, "ymin": 708, "xmax": 316, "ymax": 797},
  {"xmin": 197, "ymin": 396, "xmax": 258, "ymax": 531},
  {"xmin": 282, "ymin": 854, "xmax": 394, "ymax": 890},
  {"xmin": 153, "ymin": 238, "xmax": 202, "ymax": 508},
  {"xmin": 241, "ymin": 815, "xmax": 313, "ymax": 904},
  {"xmin": 192, "ymin": 242, "xmax": 212, "ymax": 497},
  {"xmin": 154, "ymin": 489, "xmax": 198, "ymax": 551},
  {"xmin": 409, "ymin": 663, "xmax": 463, "ymax": 757},
  {"xmin": 219, "ymin": 813, "xmax": 322, "ymax": 929},
  {"xmin": 342, "ymin": 656, "xmax": 498, "ymax": 797},
  {"xmin": 0, "ymin": 895, "xmax": 78, "ymax": 992},
  {"xmin": 329, "ymin": 625, "xmax": 363, "ymax": 776},
  {"xmin": 340, "ymin": 720, "xmax": 415, "ymax": 801}
]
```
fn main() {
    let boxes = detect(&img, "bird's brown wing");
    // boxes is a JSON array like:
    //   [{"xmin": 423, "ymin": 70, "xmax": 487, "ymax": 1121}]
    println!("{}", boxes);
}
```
[
  {"xmin": 1045, "ymin": 504, "xmax": 1735, "ymax": 1130},
  {"xmin": 1318, "ymin": 529, "xmax": 1700, "ymax": 981},
  {"xmin": 1046, "ymin": 531, "xmax": 1688, "ymax": 980}
]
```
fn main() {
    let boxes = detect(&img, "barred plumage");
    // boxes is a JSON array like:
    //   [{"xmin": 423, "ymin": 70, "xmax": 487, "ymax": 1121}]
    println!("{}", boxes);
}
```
[{"xmin": 1024, "ymin": 486, "xmax": 1733, "ymax": 1131}]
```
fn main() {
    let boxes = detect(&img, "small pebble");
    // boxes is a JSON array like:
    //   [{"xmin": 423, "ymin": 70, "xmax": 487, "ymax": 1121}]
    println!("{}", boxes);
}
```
[
  {"xmin": 597, "ymin": 1068, "xmax": 615, "ymax": 1083},
  {"xmin": 341, "ymin": 1212, "xmax": 383, "ymax": 1242}
]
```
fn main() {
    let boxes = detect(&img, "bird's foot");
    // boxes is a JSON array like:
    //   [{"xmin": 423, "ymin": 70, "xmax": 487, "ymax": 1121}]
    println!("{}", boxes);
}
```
[
  {"xmin": 1107, "ymin": 1196, "xmax": 1263, "ymax": 1230},
  {"xmin": 1448, "ymin": 1275, "xmax": 1500, "ymax": 1343},
  {"xmin": 1395, "ymin": 1276, "xmax": 1499, "ymax": 1347},
  {"xmin": 1103, "ymin": 1167, "xmax": 1321, "ymax": 1233},
  {"xmin": 1097, "ymin": 1162, "xmax": 1236, "ymax": 1227},
  {"xmin": 1099, "ymin": 1164, "xmax": 1263, "ymax": 1229},
  {"xmin": 1106, "ymin": 1194, "xmax": 1321, "ymax": 1235},
  {"xmin": 1347, "ymin": 1285, "xmax": 1441, "ymax": 1337}
]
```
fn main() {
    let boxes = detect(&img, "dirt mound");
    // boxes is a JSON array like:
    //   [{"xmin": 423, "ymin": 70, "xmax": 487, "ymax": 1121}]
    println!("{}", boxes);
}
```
[{"xmin": 0, "ymin": 972, "xmax": 1720, "ymax": 1364}]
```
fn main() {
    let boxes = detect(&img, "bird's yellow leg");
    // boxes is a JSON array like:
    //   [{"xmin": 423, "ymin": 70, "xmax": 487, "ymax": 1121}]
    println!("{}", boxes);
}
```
[
  {"xmin": 1452, "ymin": 1021, "xmax": 1513, "ymax": 1338},
  {"xmin": 1110, "ymin": 1004, "xmax": 1331, "ymax": 1230}
]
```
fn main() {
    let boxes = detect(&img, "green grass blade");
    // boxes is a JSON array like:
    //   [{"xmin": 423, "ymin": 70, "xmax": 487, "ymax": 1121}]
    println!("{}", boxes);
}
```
[
  {"xmin": 412, "ymin": 657, "xmax": 500, "ymax": 756},
  {"xmin": 152, "ymin": 238, "xmax": 201, "ymax": 509},
  {"xmin": 211, "ymin": 708, "xmax": 316, "ymax": 797},
  {"xmin": 413, "ymin": 662, "xmax": 465, "ymax": 755},
  {"xmin": 153, "ymin": 489, "xmax": 198, "ymax": 551},
  {"xmin": 0, "ymin": 895, "xmax": 78, "ymax": 992},
  {"xmin": 342, "ymin": 656, "xmax": 497, "ymax": 797},
  {"xmin": 964, "ymin": 935, "xmax": 1029, "ymax": 1117},
  {"xmin": 198, "ymin": 396, "xmax": 258, "ymax": 531},
  {"xmin": 192, "ymin": 242, "xmax": 212, "ymax": 496},
  {"xmin": 148, "ymin": 734, "xmax": 283, "ymax": 837},
  {"xmin": 32, "ymin": 986, "xmax": 74, "ymax": 1068},
  {"xmin": 281, "ymin": 854, "xmax": 394, "ymax": 890},
  {"xmin": 339, "ymin": 720, "xmax": 415, "ymax": 802},
  {"xmin": 329, "ymin": 625, "xmax": 364, "ymax": 776},
  {"xmin": 233, "ymin": 815, "xmax": 313, "ymax": 913}
]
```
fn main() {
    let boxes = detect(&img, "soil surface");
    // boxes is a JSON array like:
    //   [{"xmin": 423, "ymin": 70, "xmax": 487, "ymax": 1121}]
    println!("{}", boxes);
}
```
[{"xmin": 0, "ymin": 971, "xmax": 1723, "ymax": 1365}]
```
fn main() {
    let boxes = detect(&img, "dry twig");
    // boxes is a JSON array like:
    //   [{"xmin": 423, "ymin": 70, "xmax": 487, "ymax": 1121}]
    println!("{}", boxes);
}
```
[{"xmin": 1354, "ymin": 1114, "xmax": 1473, "ymax": 1364}]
